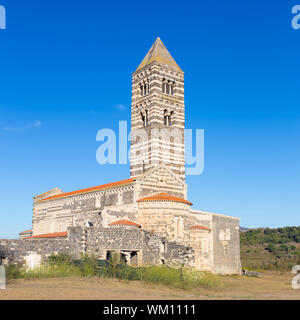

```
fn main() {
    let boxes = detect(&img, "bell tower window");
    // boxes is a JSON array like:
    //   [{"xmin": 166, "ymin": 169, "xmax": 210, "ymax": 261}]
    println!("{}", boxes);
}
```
[
  {"xmin": 141, "ymin": 109, "xmax": 149, "ymax": 126},
  {"xmin": 141, "ymin": 80, "xmax": 150, "ymax": 96},
  {"xmin": 162, "ymin": 79, "xmax": 167, "ymax": 94},
  {"xmin": 164, "ymin": 110, "xmax": 174, "ymax": 126},
  {"xmin": 164, "ymin": 109, "xmax": 168, "ymax": 125},
  {"xmin": 169, "ymin": 111, "xmax": 174, "ymax": 126},
  {"xmin": 162, "ymin": 79, "xmax": 175, "ymax": 96}
]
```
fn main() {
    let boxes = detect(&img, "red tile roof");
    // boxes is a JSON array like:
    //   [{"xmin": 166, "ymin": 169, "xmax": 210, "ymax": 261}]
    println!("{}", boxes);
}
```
[
  {"xmin": 39, "ymin": 178, "xmax": 136, "ymax": 202},
  {"xmin": 137, "ymin": 192, "xmax": 192, "ymax": 205},
  {"xmin": 108, "ymin": 219, "xmax": 141, "ymax": 228},
  {"xmin": 19, "ymin": 229, "xmax": 32, "ymax": 234},
  {"xmin": 189, "ymin": 225, "xmax": 211, "ymax": 231},
  {"xmin": 24, "ymin": 232, "xmax": 68, "ymax": 239}
]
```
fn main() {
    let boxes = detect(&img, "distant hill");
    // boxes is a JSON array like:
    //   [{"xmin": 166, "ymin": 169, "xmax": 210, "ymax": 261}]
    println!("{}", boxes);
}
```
[
  {"xmin": 240, "ymin": 226, "xmax": 300, "ymax": 271},
  {"xmin": 239, "ymin": 227, "xmax": 250, "ymax": 232}
]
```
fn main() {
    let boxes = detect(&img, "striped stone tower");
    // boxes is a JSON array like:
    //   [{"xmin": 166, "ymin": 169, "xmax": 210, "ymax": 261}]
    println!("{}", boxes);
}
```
[{"xmin": 130, "ymin": 37, "xmax": 185, "ymax": 181}]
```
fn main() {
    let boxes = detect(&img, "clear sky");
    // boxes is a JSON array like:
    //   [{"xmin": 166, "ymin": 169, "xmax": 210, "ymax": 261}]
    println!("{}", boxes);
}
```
[{"xmin": 0, "ymin": 0, "xmax": 299, "ymax": 238}]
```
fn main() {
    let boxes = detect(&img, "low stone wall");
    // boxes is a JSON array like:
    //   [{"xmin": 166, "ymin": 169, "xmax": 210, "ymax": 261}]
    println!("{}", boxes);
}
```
[
  {"xmin": 0, "ymin": 227, "xmax": 83, "ymax": 265},
  {"xmin": 0, "ymin": 225, "xmax": 194, "ymax": 268}
]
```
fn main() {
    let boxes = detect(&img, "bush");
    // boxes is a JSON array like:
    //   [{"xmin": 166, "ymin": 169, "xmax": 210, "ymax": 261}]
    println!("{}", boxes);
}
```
[
  {"xmin": 78, "ymin": 254, "xmax": 99, "ymax": 277},
  {"xmin": 265, "ymin": 243, "xmax": 275, "ymax": 252},
  {"xmin": 5, "ymin": 264, "xmax": 22, "ymax": 279},
  {"xmin": 48, "ymin": 253, "xmax": 73, "ymax": 266}
]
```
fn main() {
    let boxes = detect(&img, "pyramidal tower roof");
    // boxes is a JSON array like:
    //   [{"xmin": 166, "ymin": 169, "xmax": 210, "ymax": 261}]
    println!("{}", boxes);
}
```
[{"xmin": 135, "ymin": 37, "xmax": 182, "ymax": 72}]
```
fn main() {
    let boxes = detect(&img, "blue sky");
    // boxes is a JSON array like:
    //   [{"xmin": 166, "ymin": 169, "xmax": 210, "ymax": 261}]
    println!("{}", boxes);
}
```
[{"xmin": 0, "ymin": 0, "xmax": 299, "ymax": 238}]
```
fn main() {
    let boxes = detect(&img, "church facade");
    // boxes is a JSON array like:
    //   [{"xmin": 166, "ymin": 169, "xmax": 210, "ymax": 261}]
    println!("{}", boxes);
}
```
[{"xmin": 1, "ymin": 38, "xmax": 241, "ymax": 274}]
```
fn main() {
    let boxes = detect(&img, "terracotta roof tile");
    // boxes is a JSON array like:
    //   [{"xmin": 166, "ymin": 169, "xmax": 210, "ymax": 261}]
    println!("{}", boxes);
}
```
[
  {"xmin": 108, "ymin": 219, "xmax": 141, "ymax": 228},
  {"xmin": 39, "ymin": 178, "xmax": 136, "ymax": 202},
  {"xmin": 137, "ymin": 192, "xmax": 192, "ymax": 205},
  {"xmin": 189, "ymin": 225, "xmax": 211, "ymax": 231},
  {"xmin": 19, "ymin": 229, "xmax": 32, "ymax": 234},
  {"xmin": 24, "ymin": 232, "xmax": 68, "ymax": 239}
]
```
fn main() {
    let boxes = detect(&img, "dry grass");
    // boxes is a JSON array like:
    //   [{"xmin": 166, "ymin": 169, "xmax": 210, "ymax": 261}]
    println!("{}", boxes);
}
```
[{"xmin": 1, "ymin": 271, "xmax": 299, "ymax": 300}]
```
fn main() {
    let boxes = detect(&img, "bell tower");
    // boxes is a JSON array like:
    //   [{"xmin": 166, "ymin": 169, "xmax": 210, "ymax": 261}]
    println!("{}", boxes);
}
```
[{"xmin": 130, "ymin": 37, "xmax": 185, "ymax": 181}]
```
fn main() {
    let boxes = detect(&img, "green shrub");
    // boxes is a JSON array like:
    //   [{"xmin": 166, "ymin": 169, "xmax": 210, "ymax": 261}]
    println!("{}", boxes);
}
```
[
  {"xmin": 78, "ymin": 254, "xmax": 99, "ymax": 277},
  {"xmin": 5, "ymin": 264, "xmax": 22, "ymax": 279},
  {"xmin": 48, "ymin": 252, "xmax": 73, "ymax": 266}
]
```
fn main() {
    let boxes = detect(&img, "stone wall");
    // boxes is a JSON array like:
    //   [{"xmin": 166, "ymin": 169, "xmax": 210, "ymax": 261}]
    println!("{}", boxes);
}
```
[
  {"xmin": 137, "ymin": 203, "xmax": 214, "ymax": 270},
  {"xmin": 33, "ymin": 184, "xmax": 135, "ymax": 236},
  {"xmin": 211, "ymin": 214, "xmax": 242, "ymax": 275},
  {"xmin": 0, "ymin": 227, "xmax": 83, "ymax": 265},
  {"xmin": 189, "ymin": 229, "xmax": 212, "ymax": 271},
  {"xmin": 136, "ymin": 165, "xmax": 187, "ymax": 200},
  {"xmin": 0, "ymin": 225, "xmax": 195, "ymax": 268},
  {"xmin": 137, "ymin": 200, "xmax": 191, "ymax": 242},
  {"xmin": 84, "ymin": 225, "xmax": 195, "ymax": 267}
]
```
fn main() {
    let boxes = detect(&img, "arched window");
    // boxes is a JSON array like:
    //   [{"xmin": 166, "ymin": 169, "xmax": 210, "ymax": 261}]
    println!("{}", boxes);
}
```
[
  {"xmin": 166, "ymin": 81, "xmax": 170, "ymax": 95},
  {"xmin": 145, "ymin": 109, "xmax": 149, "ymax": 126},
  {"xmin": 164, "ymin": 109, "xmax": 168, "ymax": 125},
  {"xmin": 141, "ymin": 80, "xmax": 150, "ymax": 96},
  {"xmin": 171, "ymin": 81, "xmax": 175, "ymax": 95},
  {"xmin": 162, "ymin": 79, "xmax": 175, "ymax": 95},
  {"xmin": 162, "ymin": 79, "xmax": 167, "ymax": 94},
  {"xmin": 141, "ymin": 109, "xmax": 149, "ymax": 126},
  {"xmin": 140, "ymin": 83, "xmax": 144, "ymax": 96},
  {"xmin": 169, "ymin": 111, "xmax": 174, "ymax": 126},
  {"xmin": 175, "ymin": 217, "xmax": 183, "ymax": 238},
  {"xmin": 164, "ymin": 110, "xmax": 174, "ymax": 126}
]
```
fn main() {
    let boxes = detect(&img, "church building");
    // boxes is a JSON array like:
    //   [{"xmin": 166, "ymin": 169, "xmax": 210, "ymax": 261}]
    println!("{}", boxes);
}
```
[{"xmin": 1, "ymin": 38, "xmax": 241, "ymax": 274}]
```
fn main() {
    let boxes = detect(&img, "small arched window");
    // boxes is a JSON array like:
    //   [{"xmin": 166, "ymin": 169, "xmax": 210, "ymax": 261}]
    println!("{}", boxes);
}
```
[
  {"xmin": 166, "ymin": 82, "xmax": 170, "ymax": 95},
  {"xmin": 175, "ymin": 217, "xmax": 183, "ymax": 238},
  {"xmin": 162, "ymin": 79, "xmax": 175, "ymax": 95},
  {"xmin": 169, "ymin": 111, "xmax": 174, "ymax": 126},
  {"xmin": 171, "ymin": 82, "xmax": 175, "ymax": 95},
  {"xmin": 164, "ymin": 110, "xmax": 174, "ymax": 126},
  {"xmin": 141, "ymin": 109, "xmax": 149, "ymax": 126},
  {"xmin": 164, "ymin": 109, "xmax": 168, "ymax": 125},
  {"xmin": 141, "ymin": 80, "xmax": 150, "ymax": 96},
  {"xmin": 162, "ymin": 79, "xmax": 167, "ymax": 94}
]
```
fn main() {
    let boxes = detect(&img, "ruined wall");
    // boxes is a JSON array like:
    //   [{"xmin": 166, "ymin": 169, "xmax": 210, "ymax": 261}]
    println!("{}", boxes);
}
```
[
  {"xmin": 0, "ymin": 225, "xmax": 195, "ymax": 269},
  {"xmin": 189, "ymin": 229, "xmax": 212, "ymax": 271},
  {"xmin": 0, "ymin": 227, "xmax": 83, "ymax": 265},
  {"xmin": 133, "ymin": 203, "xmax": 214, "ymax": 270},
  {"xmin": 211, "ymin": 214, "xmax": 242, "ymax": 275},
  {"xmin": 85, "ymin": 225, "xmax": 195, "ymax": 267}
]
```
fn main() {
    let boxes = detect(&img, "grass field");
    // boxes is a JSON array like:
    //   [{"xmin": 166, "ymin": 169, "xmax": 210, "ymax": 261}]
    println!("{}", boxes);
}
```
[{"xmin": 1, "ymin": 271, "xmax": 299, "ymax": 300}]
